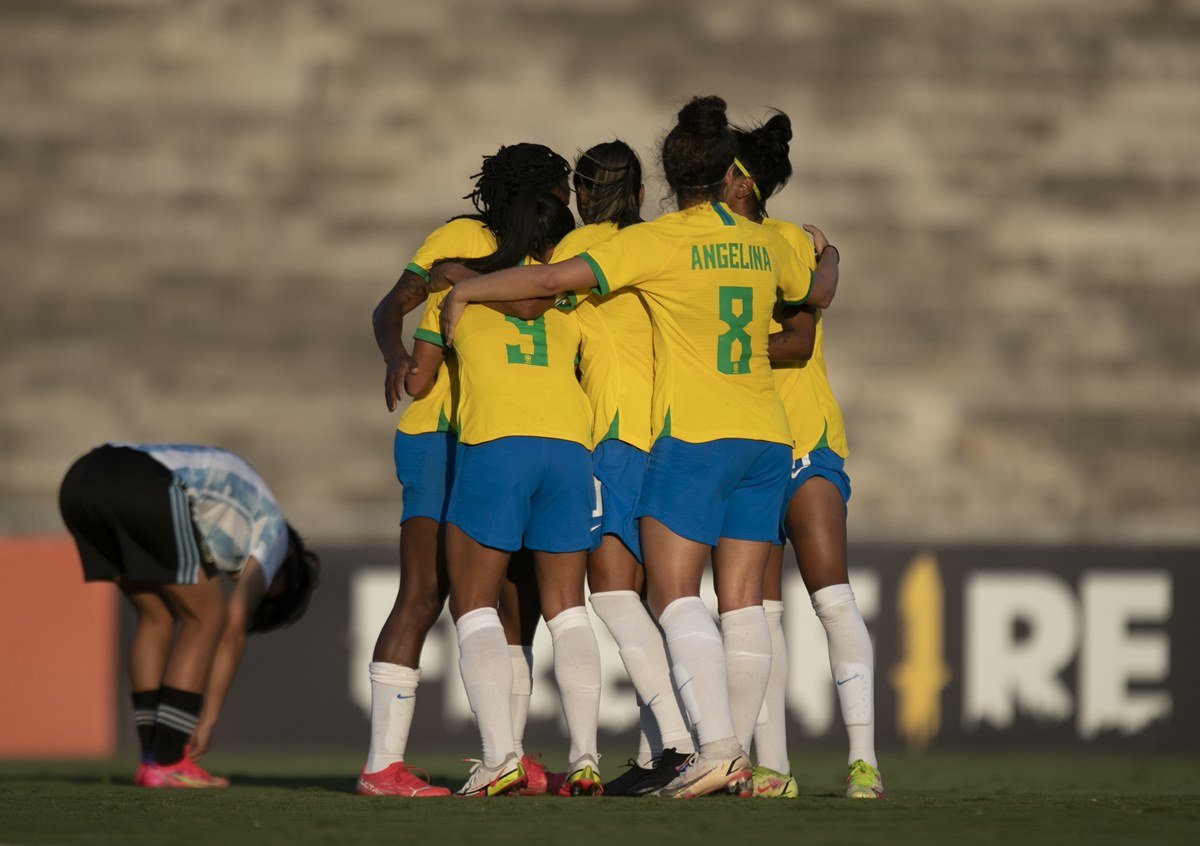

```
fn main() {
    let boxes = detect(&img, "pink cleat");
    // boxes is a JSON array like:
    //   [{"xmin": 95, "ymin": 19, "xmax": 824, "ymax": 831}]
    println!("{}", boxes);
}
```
[
  {"xmin": 356, "ymin": 762, "xmax": 451, "ymax": 797},
  {"xmin": 142, "ymin": 756, "xmax": 230, "ymax": 789}
]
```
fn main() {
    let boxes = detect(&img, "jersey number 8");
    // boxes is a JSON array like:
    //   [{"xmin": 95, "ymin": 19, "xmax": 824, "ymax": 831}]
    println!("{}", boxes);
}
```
[{"xmin": 717, "ymin": 286, "xmax": 753, "ymax": 375}]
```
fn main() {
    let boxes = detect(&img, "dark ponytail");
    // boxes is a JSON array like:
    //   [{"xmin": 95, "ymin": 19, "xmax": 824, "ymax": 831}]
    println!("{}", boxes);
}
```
[
  {"xmin": 574, "ymin": 140, "xmax": 643, "ymax": 229},
  {"xmin": 731, "ymin": 111, "xmax": 794, "ymax": 212},
  {"xmin": 661, "ymin": 95, "xmax": 735, "ymax": 208}
]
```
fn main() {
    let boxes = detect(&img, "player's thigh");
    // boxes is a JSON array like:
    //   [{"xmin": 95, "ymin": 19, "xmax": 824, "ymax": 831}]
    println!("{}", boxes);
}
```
[
  {"xmin": 784, "ymin": 476, "xmax": 849, "ymax": 594},
  {"xmin": 587, "ymin": 535, "xmax": 643, "ymax": 593},
  {"xmin": 499, "ymin": 550, "xmax": 541, "ymax": 645},
  {"xmin": 121, "ymin": 582, "xmax": 176, "ymax": 627},
  {"xmin": 446, "ymin": 522, "xmax": 511, "ymax": 619},
  {"xmin": 158, "ymin": 567, "xmax": 225, "ymax": 628},
  {"xmin": 532, "ymin": 549, "xmax": 588, "ymax": 620},
  {"xmin": 639, "ymin": 516, "xmax": 709, "ymax": 617},
  {"xmin": 398, "ymin": 516, "xmax": 446, "ymax": 596},
  {"xmin": 711, "ymin": 537, "xmax": 770, "ymax": 613},
  {"xmin": 763, "ymin": 543, "xmax": 785, "ymax": 602}
]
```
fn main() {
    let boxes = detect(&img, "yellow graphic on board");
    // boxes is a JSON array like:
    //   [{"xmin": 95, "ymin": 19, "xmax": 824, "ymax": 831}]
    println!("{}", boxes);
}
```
[{"xmin": 890, "ymin": 552, "xmax": 952, "ymax": 750}]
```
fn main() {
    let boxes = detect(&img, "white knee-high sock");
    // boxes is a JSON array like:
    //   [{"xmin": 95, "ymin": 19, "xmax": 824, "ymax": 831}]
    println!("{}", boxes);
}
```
[
  {"xmin": 546, "ymin": 606, "xmax": 601, "ymax": 764},
  {"xmin": 590, "ymin": 590, "xmax": 695, "ymax": 756},
  {"xmin": 456, "ymin": 608, "xmax": 515, "ymax": 769},
  {"xmin": 812, "ymin": 584, "xmax": 876, "ymax": 767},
  {"xmin": 720, "ymin": 604, "xmax": 772, "ymax": 756},
  {"xmin": 753, "ymin": 600, "xmax": 790, "ymax": 773},
  {"xmin": 659, "ymin": 596, "xmax": 740, "ymax": 758},
  {"xmin": 365, "ymin": 662, "xmax": 421, "ymax": 773},
  {"xmin": 509, "ymin": 644, "xmax": 533, "ymax": 759},
  {"xmin": 635, "ymin": 696, "xmax": 660, "ymax": 767}
]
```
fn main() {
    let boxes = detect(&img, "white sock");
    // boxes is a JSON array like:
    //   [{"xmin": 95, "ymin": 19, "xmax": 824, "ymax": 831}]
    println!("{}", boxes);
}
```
[
  {"xmin": 509, "ymin": 644, "xmax": 533, "ymax": 759},
  {"xmin": 812, "ymin": 584, "xmax": 877, "ymax": 767},
  {"xmin": 753, "ymin": 600, "xmax": 790, "ymax": 773},
  {"xmin": 546, "ymin": 606, "xmax": 601, "ymax": 764},
  {"xmin": 456, "ymin": 608, "xmax": 515, "ymax": 769},
  {"xmin": 634, "ymin": 696, "xmax": 660, "ymax": 767},
  {"xmin": 590, "ymin": 591, "xmax": 695, "ymax": 756},
  {"xmin": 659, "ymin": 596, "xmax": 740, "ymax": 758},
  {"xmin": 365, "ymin": 662, "xmax": 420, "ymax": 773},
  {"xmin": 720, "ymin": 604, "xmax": 772, "ymax": 756}
]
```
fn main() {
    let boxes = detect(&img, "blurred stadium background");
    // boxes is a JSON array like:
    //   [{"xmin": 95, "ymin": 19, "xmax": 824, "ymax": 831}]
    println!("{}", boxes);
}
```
[{"xmin": 1, "ymin": 0, "xmax": 1197, "ymax": 763}]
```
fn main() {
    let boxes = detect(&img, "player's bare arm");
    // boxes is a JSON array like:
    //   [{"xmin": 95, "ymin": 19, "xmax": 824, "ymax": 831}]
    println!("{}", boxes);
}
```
[
  {"xmin": 404, "ymin": 340, "xmax": 446, "ymax": 399},
  {"xmin": 190, "ymin": 558, "xmax": 270, "ymax": 760},
  {"xmin": 431, "ymin": 261, "xmax": 559, "ymax": 322},
  {"xmin": 803, "ymin": 223, "xmax": 840, "ymax": 309},
  {"xmin": 440, "ymin": 258, "xmax": 593, "ymax": 346},
  {"xmin": 373, "ymin": 269, "xmax": 430, "ymax": 412},
  {"xmin": 768, "ymin": 304, "xmax": 816, "ymax": 363}
]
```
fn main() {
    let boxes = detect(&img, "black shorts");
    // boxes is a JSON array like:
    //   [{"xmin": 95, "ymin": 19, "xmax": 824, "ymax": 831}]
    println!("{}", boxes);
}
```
[{"xmin": 59, "ymin": 445, "xmax": 213, "ymax": 585}]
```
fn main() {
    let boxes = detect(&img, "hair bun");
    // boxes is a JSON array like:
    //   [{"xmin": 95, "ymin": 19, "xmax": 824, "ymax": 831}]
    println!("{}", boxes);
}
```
[
  {"xmin": 677, "ymin": 95, "xmax": 729, "ymax": 135},
  {"xmin": 762, "ymin": 112, "xmax": 793, "ymax": 148}
]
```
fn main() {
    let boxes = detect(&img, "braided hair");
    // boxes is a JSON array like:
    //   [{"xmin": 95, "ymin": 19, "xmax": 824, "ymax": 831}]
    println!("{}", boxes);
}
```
[
  {"xmin": 448, "ymin": 143, "xmax": 573, "ymax": 274},
  {"xmin": 731, "ymin": 111, "xmax": 794, "ymax": 215},
  {"xmin": 574, "ymin": 140, "xmax": 643, "ymax": 229}
]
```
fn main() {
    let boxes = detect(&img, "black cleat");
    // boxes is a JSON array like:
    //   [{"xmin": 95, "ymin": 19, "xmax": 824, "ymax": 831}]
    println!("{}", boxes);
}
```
[
  {"xmin": 602, "ymin": 758, "xmax": 655, "ymax": 797},
  {"xmin": 627, "ymin": 747, "xmax": 693, "ymax": 797}
]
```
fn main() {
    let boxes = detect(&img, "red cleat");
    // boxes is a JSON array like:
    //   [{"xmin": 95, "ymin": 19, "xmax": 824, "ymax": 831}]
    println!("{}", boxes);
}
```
[
  {"xmin": 519, "ymin": 754, "xmax": 549, "ymax": 795},
  {"xmin": 133, "ymin": 761, "xmax": 149, "ymax": 787},
  {"xmin": 356, "ymin": 762, "xmax": 451, "ymax": 797},
  {"xmin": 142, "ymin": 757, "xmax": 230, "ymax": 789}
]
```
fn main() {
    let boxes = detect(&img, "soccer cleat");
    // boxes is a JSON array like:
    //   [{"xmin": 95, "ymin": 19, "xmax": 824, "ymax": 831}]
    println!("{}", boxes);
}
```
[
  {"xmin": 519, "ymin": 754, "xmax": 550, "ymax": 796},
  {"xmin": 601, "ymin": 757, "xmax": 654, "ymax": 797},
  {"xmin": 846, "ymin": 759, "xmax": 884, "ymax": 799},
  {"xmin": 626, "ymin": 747, "xmax": 692, "ymax": 797},
  {"xmin": 455, "ymin": 755, "xmax": 525, "ymax": 798},
  {"xmin": 356, "ymin": 762, "xmax": 451, "ymax": 797},
  {"xmin": 751, "ymin": 765, "xmax": 797, "ymax": 798},
  {"xmin": 133, "ymin": 757, "xmax": 151, "ymax": 787},
  {"xmin": 654, "ymin": 752, "xmax": 752, "ymax": 799},
  {"xmin": 557, "ymin": 755, "xmax": 603, "ymax": 796},
  {"xmin": 141, "ymin": 756, "xmax": 230, "ymax": 789}
]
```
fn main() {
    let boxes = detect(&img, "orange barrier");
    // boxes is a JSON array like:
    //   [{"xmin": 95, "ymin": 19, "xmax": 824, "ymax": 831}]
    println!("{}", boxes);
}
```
[{"xmin": 0, "ymin": 536, "xmax": 117, "ymax": 758}]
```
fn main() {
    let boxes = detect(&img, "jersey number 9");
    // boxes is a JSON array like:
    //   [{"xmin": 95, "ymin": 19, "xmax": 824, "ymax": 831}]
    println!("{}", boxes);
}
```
[{"xmin": 505, "ymin": 316, "xmax": 549, "ymax": 367}]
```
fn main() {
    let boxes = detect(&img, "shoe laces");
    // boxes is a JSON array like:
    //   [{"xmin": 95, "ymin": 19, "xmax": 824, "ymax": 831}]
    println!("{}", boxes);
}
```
[
  {"xmin": 396, "ymin": 763, "xmax": 434, "ymax": 782},
  {"xmin": 848, "ymin": 760, "xmax": 878, "ymax": 785}
]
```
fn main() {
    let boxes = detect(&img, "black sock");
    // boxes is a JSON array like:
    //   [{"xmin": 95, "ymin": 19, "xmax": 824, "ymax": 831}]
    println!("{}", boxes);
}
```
[
  {"xmin": 131, "ymin": 690, "xmax": 159, "ymax": 760},
  {"xmin": 151, "ymin": 686, "xmax": 203, "ymax": 766}
]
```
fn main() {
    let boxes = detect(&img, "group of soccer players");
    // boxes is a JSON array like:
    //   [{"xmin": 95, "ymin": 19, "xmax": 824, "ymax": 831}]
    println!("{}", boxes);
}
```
[
  {"xmin": 57, "ymin": 93, "xmax": 879, "ymax": 799},
  {"xmin": 359, "ymin": 95, "xmax": 883, "ymax": 800}
]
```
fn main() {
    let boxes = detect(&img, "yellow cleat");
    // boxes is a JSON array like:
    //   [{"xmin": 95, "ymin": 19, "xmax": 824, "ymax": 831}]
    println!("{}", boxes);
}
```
[
  {"xmin": 845, "ymin": 759, "xmax": 884, "ymax": 799},
  {"xmin": 751, "ymin": 765, "xmax": 797, "ymax": 798}
]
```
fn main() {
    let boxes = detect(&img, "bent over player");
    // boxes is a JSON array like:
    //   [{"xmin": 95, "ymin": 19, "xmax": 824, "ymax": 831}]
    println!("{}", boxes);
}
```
[{"xmin": 58, "ymin": 443, "xmax": 319, "ymax": 788}]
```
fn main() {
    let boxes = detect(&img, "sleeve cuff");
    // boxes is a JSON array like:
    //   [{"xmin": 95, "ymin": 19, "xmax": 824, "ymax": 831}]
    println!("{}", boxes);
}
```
[
  {"xmin": 579, "ymin": 252, "xmax": 610, "ymax": 296},
  {"xmin": 413, "ymin": 327, "xmax": 444, "ymax": 347},
  {"xmin": 781, "ymin": 269, "xmax": 813, "ymax": 307},
  {"xmin": 405, "ymin": 262, "xmax": 431, "ymax": 284}
]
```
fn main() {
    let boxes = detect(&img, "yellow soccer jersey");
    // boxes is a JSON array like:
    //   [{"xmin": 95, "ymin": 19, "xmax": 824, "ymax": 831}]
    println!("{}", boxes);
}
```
[
  {"xmin": 764, "ymin": 218, "xmax": 848, "ymax": 459},
  {"xmin": 396, "ymin": 219, "xmax": 497, "ymax": 436},
  {"xmin": 418, "ymin": 301, "xmax": 591, "ymax": 448},
  {"xmin": 579, "ymin": 202, "xmax": 812, "ymax": 446},
  {"xmin": 551, "ymin": 222, "xmax": 654, "ymax": 452}
]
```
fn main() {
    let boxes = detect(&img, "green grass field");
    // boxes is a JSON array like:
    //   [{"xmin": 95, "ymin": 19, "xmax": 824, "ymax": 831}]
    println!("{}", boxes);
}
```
[{"xmin": 1, "ymin": 752, "xmax": 1197, "ymax": 846}]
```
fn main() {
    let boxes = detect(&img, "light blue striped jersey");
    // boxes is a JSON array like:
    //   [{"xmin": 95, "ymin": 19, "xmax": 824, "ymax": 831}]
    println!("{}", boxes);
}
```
[{"xmin": 111, "ymin": 443, "xmax": 288, "ymax": 583}]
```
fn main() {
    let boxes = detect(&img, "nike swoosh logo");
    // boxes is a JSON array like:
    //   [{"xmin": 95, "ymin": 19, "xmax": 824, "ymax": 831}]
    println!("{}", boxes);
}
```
[
  {"xmin": 396, "ymin": 693, "xmax": 416, "ymax": 699},
  {"xmin": 590, "ymin": 524, "xmax": 602, "ymax": 532},
  {"xmin": 790, "ymin": 466, "xmax": 805, "ymax": 478},
  {"xmin": 836, "ymin": 673, "xmax": 861, "ymax": 687},
  {"xmin": 726, "ymin": 760, "xmax": 743, "ymax": 776}
]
